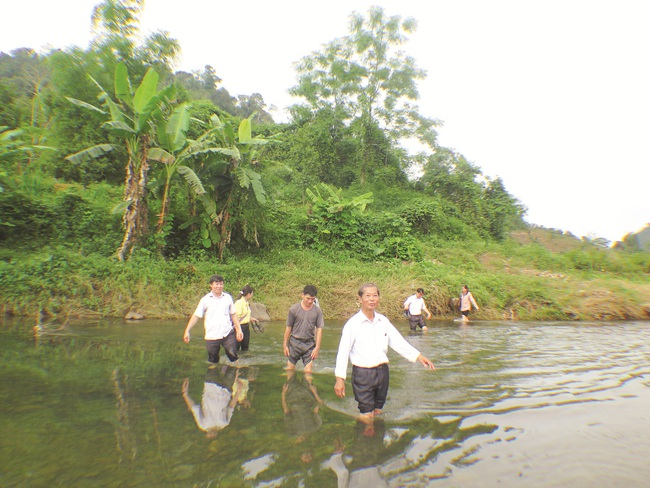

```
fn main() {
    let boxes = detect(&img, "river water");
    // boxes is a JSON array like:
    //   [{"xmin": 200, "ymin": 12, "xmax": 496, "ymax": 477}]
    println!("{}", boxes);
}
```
[{"xmin": 1, "ymin": 317, "xmax": 649, "ymax": 487}]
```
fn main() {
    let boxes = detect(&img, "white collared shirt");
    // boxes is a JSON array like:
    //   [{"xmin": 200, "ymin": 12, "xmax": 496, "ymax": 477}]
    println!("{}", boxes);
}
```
[
  {"xmin": 404, "ymin": 294, "xmax": 425, "ymax": 315},
  {"xmin": 189, "ymin": 382, "xmax": 234, "ymax": 431},
  {"xmin": 193, "ymin": 291, "xmax": 236, "ymax": 340},
  {"xmin": 334, "ymin": 310, "xmax": 420, "ymax": 379}
]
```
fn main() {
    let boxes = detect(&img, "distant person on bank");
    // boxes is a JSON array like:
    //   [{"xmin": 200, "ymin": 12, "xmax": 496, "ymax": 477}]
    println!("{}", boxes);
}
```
[
  {"xmin": 403, "ymin": 288, "xmax": 432, "ymax": 331},
  {"xmin": 235, "ymin": 285, "xmax": 260, "ymax": 352},
  {"xmin": 283, "ymin": 284, "xmax": 324, "ymax": 374},
  {"xmin": 459, "ymin": 285, "xmax": 480, "ymax": 322},
  {"xmin": 334, "ymin": 283, "xmax": 435, "ymax": 424},
  {"xmin": 183, "ymin": 274, "xmax": 243, "ymax": 363}
]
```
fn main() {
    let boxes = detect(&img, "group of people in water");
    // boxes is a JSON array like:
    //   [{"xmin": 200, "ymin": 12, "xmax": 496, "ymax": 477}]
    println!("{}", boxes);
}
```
[{"xmin": 182, "ymin": 275, "xmax": 480, "ymax": 427}]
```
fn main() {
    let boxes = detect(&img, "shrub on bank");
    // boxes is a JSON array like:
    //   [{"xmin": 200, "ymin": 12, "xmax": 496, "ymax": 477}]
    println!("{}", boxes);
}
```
[{"xmin": 1, "ymin": 241, "xmax": 648, "ymax": 322}]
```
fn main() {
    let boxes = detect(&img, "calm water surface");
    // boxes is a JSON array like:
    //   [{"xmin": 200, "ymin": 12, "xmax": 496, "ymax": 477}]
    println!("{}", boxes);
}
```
[{"xmin": 1, "ymin": 317, "xmax": 649, "ymax": 487}]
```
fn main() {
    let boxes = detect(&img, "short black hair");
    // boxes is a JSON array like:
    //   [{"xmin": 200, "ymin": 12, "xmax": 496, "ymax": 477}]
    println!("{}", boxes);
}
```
[
  {"xmin": 303, "ymin": 284, "xmax": 318, "ymax": 297},
  {"xmin": 209, "ymin": 274, "xmax": 225, "ymax": 284}
]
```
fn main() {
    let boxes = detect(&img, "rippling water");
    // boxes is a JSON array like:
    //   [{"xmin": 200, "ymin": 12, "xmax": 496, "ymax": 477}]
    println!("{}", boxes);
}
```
[{"xmin": 1, "ymin": 318, "xmax": 649, "ymax": 487}]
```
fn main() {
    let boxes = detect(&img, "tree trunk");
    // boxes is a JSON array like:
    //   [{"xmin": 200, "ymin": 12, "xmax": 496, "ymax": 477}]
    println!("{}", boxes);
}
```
[
  {"xmin": 157, "ymin": 179, "xmax": 171, "ymax": 234},
  {"xmin": 117, "ymin": 138, "xmax": 150, "ymax": 261},
  {"xmin": 215, "ymin": 193, "xmax": 233, "ymax": 260}
]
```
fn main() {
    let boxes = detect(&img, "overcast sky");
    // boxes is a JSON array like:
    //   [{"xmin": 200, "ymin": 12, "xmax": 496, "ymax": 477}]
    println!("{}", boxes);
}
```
[{"xmin": 2, "ymin": 0, "xmax": 649, "ymax": 243}]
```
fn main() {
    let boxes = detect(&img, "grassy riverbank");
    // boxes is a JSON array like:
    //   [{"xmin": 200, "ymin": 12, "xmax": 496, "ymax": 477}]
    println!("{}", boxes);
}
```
[{"xmin": 2, "ymin": 228, "xmax": 649, "ymax": 323}]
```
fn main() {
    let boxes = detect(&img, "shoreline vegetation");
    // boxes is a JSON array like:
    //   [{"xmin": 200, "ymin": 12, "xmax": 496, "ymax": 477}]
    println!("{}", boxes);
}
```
[
  {"xmin": 2, "ymin": 7, "xmax": 648, "ymax": 326},
  {"xmin": 3, "ymin": 229, "xmax": 649, "ymax": 324}
]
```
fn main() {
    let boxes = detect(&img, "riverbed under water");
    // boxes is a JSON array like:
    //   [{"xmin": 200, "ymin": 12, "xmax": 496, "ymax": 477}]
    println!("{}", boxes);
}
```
[{"xmin": 1, "ymin": 317, "xmax": 649, "ymax": 487}]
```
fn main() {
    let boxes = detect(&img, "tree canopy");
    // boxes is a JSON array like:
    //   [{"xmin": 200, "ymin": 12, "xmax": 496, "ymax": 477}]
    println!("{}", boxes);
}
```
[{"xmin": 0, "ymin": 2, "xmax": 530, "ymax": 263}]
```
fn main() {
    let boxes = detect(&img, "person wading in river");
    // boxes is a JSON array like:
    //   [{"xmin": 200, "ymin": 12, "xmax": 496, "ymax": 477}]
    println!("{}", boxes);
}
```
[
  {"xmin": 283, "ymin": 285, "xmax": 324, "ymax": 374},
  {"xmin": 183, "ymin": 274, "xmax": 243, "ymax": 364},
  {"xmin": 459, "ymin": 285, "xmax": 480, "ymax": 323},
  {"xmin": 403, "ymin": 288, "xmax": 432, "ymax": 332},
  {"xmin": 234, "ymin": 285, "xmax": 260, "ymax": 353},
  {"xmin": 334, "ymin": 283, "xmax": 435, "ymax": 425}
]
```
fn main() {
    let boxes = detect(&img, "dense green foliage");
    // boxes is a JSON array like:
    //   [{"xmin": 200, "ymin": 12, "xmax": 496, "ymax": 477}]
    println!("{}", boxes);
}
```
[{"xmin": 1, "ymin": 2, "xmax": 647, "ymax": 321}]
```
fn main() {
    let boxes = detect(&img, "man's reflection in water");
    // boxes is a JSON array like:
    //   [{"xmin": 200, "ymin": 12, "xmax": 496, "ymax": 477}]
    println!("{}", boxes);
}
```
[
  {"xmin": 182, "ymin": 365, "xmax": 252, "ymax": 438},
  {"xmin": 323, "ymin": 420, "xmax": 389, "ymax": 488},
  {"xmin": 282, "ymin": 370, "xmax": 323, "ymax": 464}
]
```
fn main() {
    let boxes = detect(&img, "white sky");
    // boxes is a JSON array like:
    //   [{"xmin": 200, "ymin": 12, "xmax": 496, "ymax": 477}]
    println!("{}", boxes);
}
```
[{"xmin": 2, "ymin": 0, "xmax": 649, "ymax": 243}]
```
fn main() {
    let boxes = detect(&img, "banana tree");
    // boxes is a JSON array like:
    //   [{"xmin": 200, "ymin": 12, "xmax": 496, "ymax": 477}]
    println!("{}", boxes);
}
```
[
  {"xmin": 146, "ymin": 103, "xmax": 238, "ymax": 235},
  {"xmin": 202, "ymin": 113, "xmax": 274, "ymax": 258},
  {"xmin": 1, "ymin": 126, "xmax": 55, "ymax": 193},
  {"xmin": 66, "ymin": 63, "xmax": 175, "ymax": 260}
]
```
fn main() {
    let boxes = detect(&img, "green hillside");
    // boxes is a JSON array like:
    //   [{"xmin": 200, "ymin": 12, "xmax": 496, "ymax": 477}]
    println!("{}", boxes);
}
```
[{"xmin": 1, "ymin": 2, "xmax": 648, "ymax": 323}]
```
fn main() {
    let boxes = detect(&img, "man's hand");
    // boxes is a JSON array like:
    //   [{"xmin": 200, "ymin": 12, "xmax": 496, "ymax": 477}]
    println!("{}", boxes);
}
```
[
  {"xmin": 311, "ymin": 347, "xmax": 320, "ymax": 360},
  {"xmin": 283, "ymin": 344, "xmax": 290, "ymax": 357},
  {"xmin": 334, "ymin": 377, "xmax": 346, "ymax": 398},
  {"xmin": 183, "ymin": 330, "xmax": 191, "ymax": 343},
  {"xmin": 417, "ymin": 354, "xmax": 436, "ymax": 370}
]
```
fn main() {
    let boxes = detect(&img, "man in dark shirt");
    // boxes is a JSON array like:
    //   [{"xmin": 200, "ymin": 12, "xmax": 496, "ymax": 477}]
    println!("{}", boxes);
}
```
[{"xmin": 283, "ymin": 285, "xmax": 324, "ymax": 373}]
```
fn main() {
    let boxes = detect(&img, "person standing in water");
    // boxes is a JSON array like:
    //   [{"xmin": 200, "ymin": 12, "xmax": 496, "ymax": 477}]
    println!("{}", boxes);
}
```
[
  {"xmin": 459, "ymin": 285, "xmax": 480, "ymax": 322},
  {"xmin": 334, "ymin": 283, "xmax": 435, "ymax": 424},
  {"xmin": 183, "ymin": 274, "xmax": 243, "ymax": 364},
  {"xmin": 403, "ymin": 288, "xmax": 432, "ymax": 331},
  {"xmin": 235, "ymin": 285, "xmax": 260, "ymax": 352},
  {"xmin": 283, "ymin": 285, "xmax": 324, "ymax": 374}
]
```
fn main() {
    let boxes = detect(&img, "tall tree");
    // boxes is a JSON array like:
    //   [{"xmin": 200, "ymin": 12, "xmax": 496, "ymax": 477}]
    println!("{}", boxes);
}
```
[
  {"xmin": 66, "ymin": 63, "xmax": 176, "ymax": 260},
  {"xmin": 420, "ymin": 147, "xmax": 525, "ymax": 238},
  {"xmin": 40, "ymin": 0, "xmax": 181, "ymax": 185},
  {"xmin": 235, "ymin": 93, "xmax": 274, "ymax": 124},
  {"xmin": 91, "ymin": 0, "xmax": 180, "ymax": 79},
  {"xmin": 420, "ymin": 147, "xmax": 485, "ymax": 229},
  {"xmin": 147, "ymin": 103, "xmax": 255, "ymax": 241},
  {"xmin": 290, "ymin": 6, "xmax": 439, "ymax": 182},
  {"xmin": 198, "ymin": 114, "xmax": 274, "ymax": 258},
  {"xmin": 0, "ymin": 49, "xmax": 48, "ymax": 129},
  {"xmin": 482, "ymin": 176, "xmax": 526, "ymax": 240},
  {"xmin": 173, "ymin": 66, "xmax": 274, "ymax": 124}
]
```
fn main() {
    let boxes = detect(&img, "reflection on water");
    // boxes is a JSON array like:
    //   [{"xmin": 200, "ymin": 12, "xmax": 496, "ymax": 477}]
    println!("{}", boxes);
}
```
[
  {"xmin": 1, "ymin": 318, "xmax": 650, "ymax": 487},
  {"xmin": 282, "ymin": 370, "xmax": 323, "ymax": 442},
  {"xmin": 182, "ymin": 365, "xmax": 255, "ymax": 438}
]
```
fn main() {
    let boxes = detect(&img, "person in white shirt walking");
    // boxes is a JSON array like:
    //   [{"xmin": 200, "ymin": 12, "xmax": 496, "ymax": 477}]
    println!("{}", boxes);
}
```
[
  {"xmin": 334, "ymin": 283, "xmax": 435, "ymax": 424},
  {"xmin": 403, "ymin": 288, "xmax": 432, "ymax": 331},
  {"xmin": 183, "ymin": 274, "xmax": 243, "ymax": 364}
]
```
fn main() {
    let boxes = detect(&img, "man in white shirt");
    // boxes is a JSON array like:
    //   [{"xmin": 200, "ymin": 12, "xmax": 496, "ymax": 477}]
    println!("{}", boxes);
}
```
[
  {"xmin": 403, "ymin": 288, "xmax": 432, "ymax": 331},
  {"xmin": 334, "ymin": 283, "xmax": 435, "ymax": 423},
  {"xmin": 183, "ymin": 274, "xmax": 243, "ymax": 364}
]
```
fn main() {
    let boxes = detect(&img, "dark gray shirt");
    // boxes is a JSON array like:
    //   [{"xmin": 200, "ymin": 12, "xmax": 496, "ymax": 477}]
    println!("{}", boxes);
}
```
[{"xmin": 286, "ymin": 302, "xmax": 324, "ymax": 341}]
